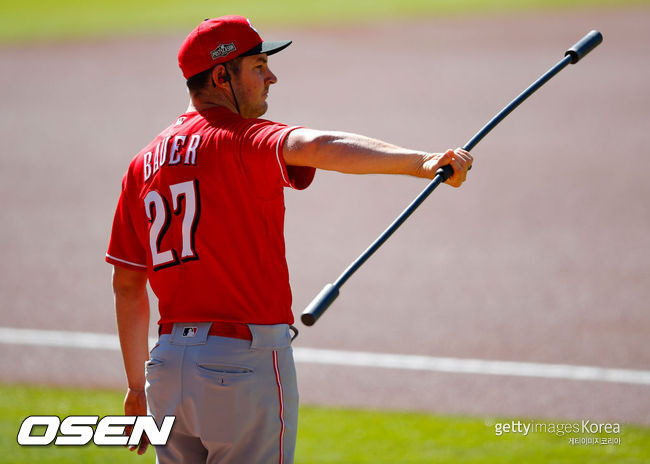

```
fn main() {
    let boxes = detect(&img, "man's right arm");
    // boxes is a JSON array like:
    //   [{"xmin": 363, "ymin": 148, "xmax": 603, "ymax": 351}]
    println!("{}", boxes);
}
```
[
  {"xmin": 112, "ymin": 265, "xmax": 150, "ymax": 455},
  {"xmin": 283, "ymin": 128, "xmax": 472, "ymax": 187}
]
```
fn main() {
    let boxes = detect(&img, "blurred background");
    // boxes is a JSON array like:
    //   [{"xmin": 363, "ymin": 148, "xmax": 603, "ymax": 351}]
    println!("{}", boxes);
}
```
[{"xmin": 1, "ymin": 0, "xmax": 649, "ymax": 462}]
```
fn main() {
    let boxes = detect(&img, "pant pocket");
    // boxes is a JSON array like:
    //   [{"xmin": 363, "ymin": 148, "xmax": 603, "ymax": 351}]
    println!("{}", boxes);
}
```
[{"xmin": 196, "ymin": 363, "xmax": 253, "ymax": 386}]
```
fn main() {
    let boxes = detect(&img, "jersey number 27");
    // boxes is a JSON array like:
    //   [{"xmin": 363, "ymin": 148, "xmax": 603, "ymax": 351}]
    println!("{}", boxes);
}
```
[{"xmin": 144, "ymin": 180, "xmax": 200, "ymax": 271}]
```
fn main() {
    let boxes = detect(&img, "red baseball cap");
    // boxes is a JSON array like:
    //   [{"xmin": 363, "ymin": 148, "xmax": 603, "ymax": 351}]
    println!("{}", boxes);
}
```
[{"xmin": 178, "ymin": 16, "xmax": 292, "ymax": 79}]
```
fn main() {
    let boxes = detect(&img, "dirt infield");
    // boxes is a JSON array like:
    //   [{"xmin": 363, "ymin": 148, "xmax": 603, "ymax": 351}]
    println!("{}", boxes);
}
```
[{"xmin": 1, "ymin": 7, "xmax": 649, "ymax": 424}]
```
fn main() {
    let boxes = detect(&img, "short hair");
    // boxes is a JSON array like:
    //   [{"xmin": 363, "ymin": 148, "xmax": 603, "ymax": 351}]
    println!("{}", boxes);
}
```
[
  {"xmin": 186, "ymin": 67, "xmax": 213, "ymax": 93},
  {"xmin": 185, "ymin": 57, "xmax": 243, "ymax": 93}
]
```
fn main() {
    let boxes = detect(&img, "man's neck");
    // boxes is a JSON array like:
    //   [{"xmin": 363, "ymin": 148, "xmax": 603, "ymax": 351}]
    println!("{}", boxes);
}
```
[{"xmin": 187, "ymin": 101, "xmax": 237, "ymax": 114}]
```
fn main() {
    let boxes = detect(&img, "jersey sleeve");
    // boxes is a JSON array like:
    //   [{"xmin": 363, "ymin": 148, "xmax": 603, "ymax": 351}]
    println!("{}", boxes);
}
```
[
  {"xmin": 105, "ymin": 176, "xmax": 148, "ymax": 272},
  {"xmin": 238, "ymin": 120, "xmax": 315, "ymax": 197}
]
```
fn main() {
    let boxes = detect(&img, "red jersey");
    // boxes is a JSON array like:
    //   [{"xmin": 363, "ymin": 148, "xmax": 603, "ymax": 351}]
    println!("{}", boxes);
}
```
[{"xmin": 106, "ymin": 107, "xmax": 315, "ymax": 325}]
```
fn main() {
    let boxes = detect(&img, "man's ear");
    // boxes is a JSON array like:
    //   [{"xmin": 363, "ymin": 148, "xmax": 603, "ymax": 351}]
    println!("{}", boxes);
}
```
[{"xmin": 212, "ymin": 65, "xmax": 231, "ymax": 88}]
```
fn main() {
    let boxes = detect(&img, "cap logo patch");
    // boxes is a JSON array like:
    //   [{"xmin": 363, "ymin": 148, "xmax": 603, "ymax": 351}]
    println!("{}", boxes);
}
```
[{"xmin": 210, "ymin": 43, "xmax": 236, "ymax": 60}]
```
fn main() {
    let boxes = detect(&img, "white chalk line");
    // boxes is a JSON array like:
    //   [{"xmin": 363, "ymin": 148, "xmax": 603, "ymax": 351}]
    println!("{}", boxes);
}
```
[{"xmin": 1, "ymin": 327, "xmax": 649, "ymax": 386}]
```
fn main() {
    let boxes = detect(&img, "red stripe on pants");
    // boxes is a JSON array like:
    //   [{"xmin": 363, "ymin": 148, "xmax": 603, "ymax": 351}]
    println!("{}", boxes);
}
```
[{"xmin": 272, "ymin": 351, "xmax": 285, "ymax": 464}]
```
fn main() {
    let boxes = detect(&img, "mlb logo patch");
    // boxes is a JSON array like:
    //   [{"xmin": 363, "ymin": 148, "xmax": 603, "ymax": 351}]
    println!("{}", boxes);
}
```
[{"xmin": 182, "ymin": 327, "xmax": 198, "ymax": 337}]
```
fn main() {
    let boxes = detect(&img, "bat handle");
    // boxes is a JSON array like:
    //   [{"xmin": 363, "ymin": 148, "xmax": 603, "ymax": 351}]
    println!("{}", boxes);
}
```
[
  {"xmin": 435, "ymin": 164, "xmax": 455, "ymax": 182},
  {"xmin": 435, "ymin": 162, "xmax": 473, "ymax": 183},
  {"xmin": 301, "ymin": 283, "xmax": 340, "ymax": 326}
]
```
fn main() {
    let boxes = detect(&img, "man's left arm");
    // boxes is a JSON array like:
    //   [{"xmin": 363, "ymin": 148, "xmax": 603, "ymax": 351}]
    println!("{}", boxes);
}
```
[{"xmin": 283, "ymin": 128, "xmax": 472, "ymax": 187}]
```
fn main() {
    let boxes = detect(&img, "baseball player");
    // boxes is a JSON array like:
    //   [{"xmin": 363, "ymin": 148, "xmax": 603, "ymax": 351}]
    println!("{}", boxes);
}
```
[{"xmin": 107, "ymin": 15, "xmax": 472, "ymax": 464}]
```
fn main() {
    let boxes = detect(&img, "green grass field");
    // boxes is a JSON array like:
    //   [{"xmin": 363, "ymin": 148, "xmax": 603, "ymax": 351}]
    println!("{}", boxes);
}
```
[
  {"xmin": 2, "ymin": 384, "xmax": 649, "ymax": 463},
  {"xmin": 1, "ymin": 0, "xmax": 649, "ymax": 44}
]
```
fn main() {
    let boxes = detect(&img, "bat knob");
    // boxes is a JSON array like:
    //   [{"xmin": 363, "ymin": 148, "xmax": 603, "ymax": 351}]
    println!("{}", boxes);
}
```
[
  {"xmin": 565, "ymin": 30, "xmax": 603, "ymax": 64},
  {"xmin": 301, "ymin": 283, "xmax": 339, "ymax": 326}
]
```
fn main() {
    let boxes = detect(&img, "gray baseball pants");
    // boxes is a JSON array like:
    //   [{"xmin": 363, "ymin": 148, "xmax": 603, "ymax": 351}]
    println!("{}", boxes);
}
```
[{"xmin": 145, "ymin": 323, "xmax": 298, "ymax": 464}]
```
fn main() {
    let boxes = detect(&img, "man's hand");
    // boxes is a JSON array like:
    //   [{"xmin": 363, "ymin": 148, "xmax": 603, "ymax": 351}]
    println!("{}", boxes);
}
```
[
  {"xmin": 421, "ymin": 148, "xmax": 473, "ymax": 187},
  {"xmin": 124, "ymin": 387, "xmax": 149, "ymax": 454}
]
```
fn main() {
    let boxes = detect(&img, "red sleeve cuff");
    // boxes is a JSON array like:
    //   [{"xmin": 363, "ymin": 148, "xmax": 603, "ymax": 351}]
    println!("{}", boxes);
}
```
[{"xmin": 275, "ymin": 126, "xmax": 316, "ymax": 190}]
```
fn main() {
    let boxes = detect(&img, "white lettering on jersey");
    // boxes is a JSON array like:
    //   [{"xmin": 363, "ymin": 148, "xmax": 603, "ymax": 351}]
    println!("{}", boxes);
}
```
[
  {"xmin": 168, "ymin": 135, "xmax": 187, "ymax": 165},
  {"xmin": 143, "ymin": 152, "xmax": 153, "ymax": 181},
  {"xmin": 153, "ymin": 143, "xmax": 160, "ymax": 173},
  {"xmin": 160, "ymin": 136, "xmax": 170, "ymax": 166},
  {"xmin": 142, "ymin": 133, "xmax": 200, "ymax": 182},
  {"xmin": 145, "ymin": 180, "xmax": 200, "ymax": 270},
  {"xmin": 144, "ymin": 190, "xmax": 177, "ymax": 268},
  {"xmin": 170, "ymin": 180, "xmax": 199, "ymax": 260},
  {"xmin": 185, "ymin": 135, "xmax": 201, "ymax": 165}
]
